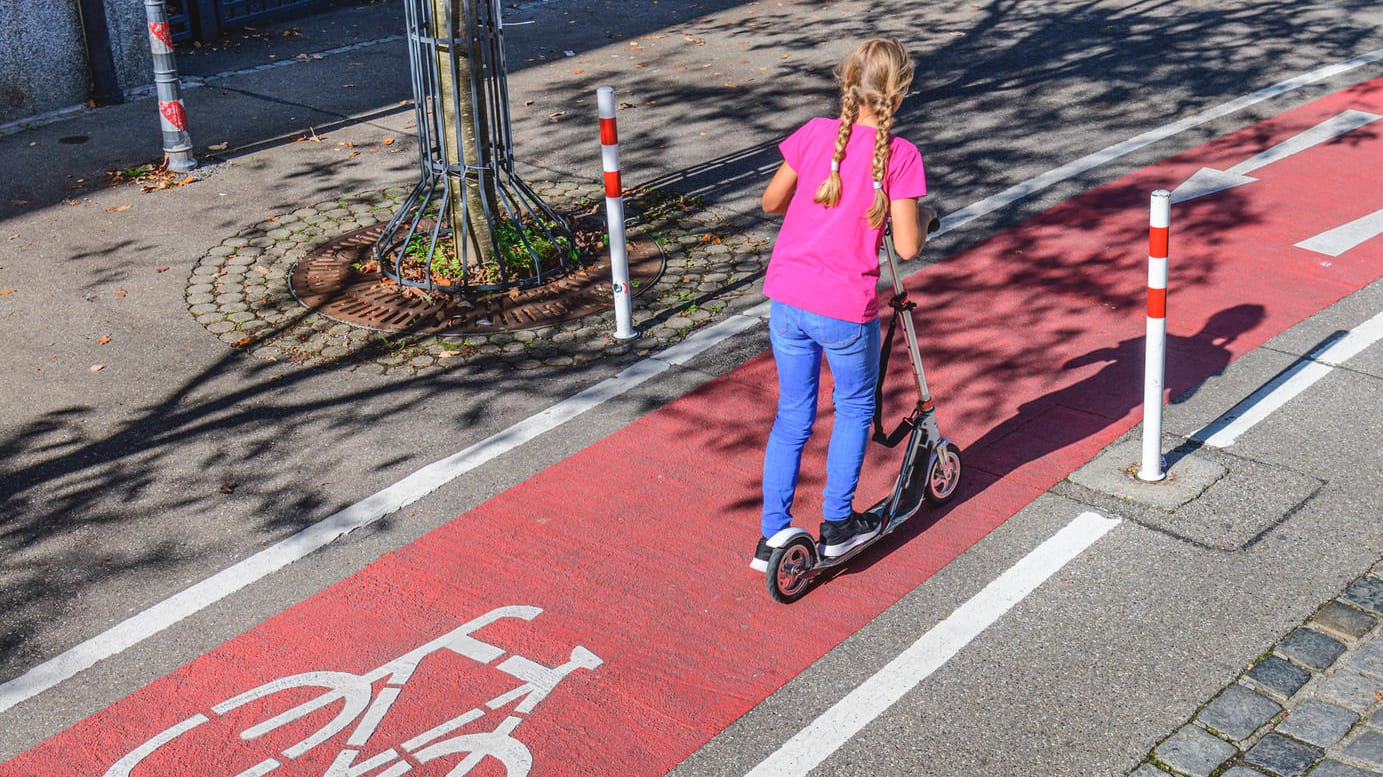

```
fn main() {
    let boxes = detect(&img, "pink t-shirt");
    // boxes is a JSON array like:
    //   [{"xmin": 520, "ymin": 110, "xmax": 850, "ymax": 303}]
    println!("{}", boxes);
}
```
[{"xmin": 763, "ymin": 117, "xmax": 927, "ymax": 323}]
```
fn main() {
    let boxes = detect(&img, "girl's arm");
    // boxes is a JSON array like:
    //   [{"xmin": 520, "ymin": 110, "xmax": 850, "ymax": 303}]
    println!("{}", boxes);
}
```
[
  {"xmin": 890, "ymin": 198, "xmax": 921, "ymax": 258},
  {"xmin": 889, "ymin": 199, "xmax": 938, "ymax": 259},
  {"xmin": 762, "ymin": 162, "xmax": 798, "ymax": 214}
]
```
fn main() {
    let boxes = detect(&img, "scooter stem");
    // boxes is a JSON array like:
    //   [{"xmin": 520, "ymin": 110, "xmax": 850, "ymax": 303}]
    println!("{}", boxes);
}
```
[{"xmin": 882, "ymin": 225, "xmax": 933, "ymax": 407}]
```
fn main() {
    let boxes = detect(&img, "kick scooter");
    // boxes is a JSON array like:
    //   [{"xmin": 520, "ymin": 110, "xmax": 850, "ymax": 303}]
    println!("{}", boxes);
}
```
[{"xmin": 764, "ymin": 214, "xmax": 962, "ymax": 603}]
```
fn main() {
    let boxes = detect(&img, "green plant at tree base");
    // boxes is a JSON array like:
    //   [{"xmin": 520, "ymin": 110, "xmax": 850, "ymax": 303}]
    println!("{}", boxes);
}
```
[{"xmin": 401, "ymin": 215, "xmax": 576, "ymax": 287}]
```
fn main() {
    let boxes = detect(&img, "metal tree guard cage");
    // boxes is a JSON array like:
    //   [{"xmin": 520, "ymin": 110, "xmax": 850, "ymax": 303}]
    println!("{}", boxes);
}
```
[{"xmin": 376, "ymin": 0, "xmax": 578, "ymax": 293}]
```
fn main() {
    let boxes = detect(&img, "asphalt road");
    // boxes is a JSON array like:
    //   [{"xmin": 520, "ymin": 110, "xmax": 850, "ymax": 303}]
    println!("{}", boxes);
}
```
[{"xmin": 1, "ymin": 0, "xmax": 1382, "ymax": 773}]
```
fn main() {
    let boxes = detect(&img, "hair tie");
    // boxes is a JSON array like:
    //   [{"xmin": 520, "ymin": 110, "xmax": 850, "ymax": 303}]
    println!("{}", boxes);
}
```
[
  {"xmin": 873, "ymin": 180, "xmax": 883, "ymax": 190},
  {"xmin": 830, "ymin": 161, "xmax": 840, "ymax": 172}
]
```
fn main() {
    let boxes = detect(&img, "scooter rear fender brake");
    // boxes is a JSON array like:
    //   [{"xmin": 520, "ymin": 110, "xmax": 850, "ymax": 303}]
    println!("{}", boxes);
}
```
[{"xmin": 766, "ymin": 527, "xmax": 813, "ymax": 549}]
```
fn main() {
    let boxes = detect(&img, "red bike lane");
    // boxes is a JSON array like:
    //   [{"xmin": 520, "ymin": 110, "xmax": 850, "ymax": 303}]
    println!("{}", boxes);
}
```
[{"xmin": 5, "ymin": 77, "xmax": 1382, "ymax": 777}]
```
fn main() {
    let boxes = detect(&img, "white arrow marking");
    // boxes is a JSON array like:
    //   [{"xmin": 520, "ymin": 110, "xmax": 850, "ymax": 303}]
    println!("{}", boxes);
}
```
[
  {"xmin": 1170, "ymin": 109, "xmax": 1382, "ymax": 204},
  {"xmin": 1295, "ymin": 208, "xmax": 1383, "ymax": 257}
]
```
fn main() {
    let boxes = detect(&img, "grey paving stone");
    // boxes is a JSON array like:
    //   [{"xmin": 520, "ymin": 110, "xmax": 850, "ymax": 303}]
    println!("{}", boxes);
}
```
[
  {"xmin": 1247, "ymin": 655, "xmax": 1312, "ymax": 699},
  {"xmin": 1279, "ymin": 628, "xmax": 1347, "ymax": 671},
  {"xmin": 1129, "ymin": 765, "xmax": 1170, "ymax": 777},
  {"xmin": 1314, "ymin": 601, "xmax": 1380, "ymax": 640},
  {"xmin": 1343, "ymin": 576, "xmax": 1383, "ymax": 615},
  {"xmin": 1353, "ymin": 640, "xmax": 1383, "ymax": 679},
  {"xmin": 1319, "ymin": 670, "xmax": 1383, "ymax": 712},
  {"xmin": 1309, "ymin": 760, "xmax": 1380, "ymax": 777},
  {"xmin": 1220, "ymin": 769, "xmax": 1269, "ymax": 777},
  {"xmin": 1243, "ymin": 733, "xmax": 1321, "ymax": 776},
  {"xmin": 1154, "ymin": 725, "xmax": 1238, "ymax": 777},
  {"xmin": 1275, "ymin": 700, "xmax": 1360, "ymax": 748},
  {"xmin": 1199, "ymin": 684, "xmax": 1283, "ymax": 742},
  {"xmin": 1344, "ymin": 730, "xmax": 1383, "ymax": 770}
]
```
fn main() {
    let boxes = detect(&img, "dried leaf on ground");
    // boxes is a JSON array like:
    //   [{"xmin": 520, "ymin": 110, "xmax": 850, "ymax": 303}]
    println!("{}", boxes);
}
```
[
  {"xmin": 155, "ymin": 266, "xmax": 170, "ymax": 273},
  {"xmin": 0, "ymin": 288, "xmax": 15, "ymax": 296},
  {"xmin": 106, "ymin": 204, "xmax": 132, "ymax": 212},
  {"xmin": 107, "ymin": 160, "xmax": 198, "ymax": 193},
  {"xmin": 89, "ymin": 364, "xmax": 105, "ymax": 372}
]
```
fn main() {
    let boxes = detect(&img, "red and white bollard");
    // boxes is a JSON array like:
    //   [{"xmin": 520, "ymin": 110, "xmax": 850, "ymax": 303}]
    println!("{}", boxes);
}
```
[
  {"xmin": 597, "ymin": 86, "xmax": 637, "ymax": 340},
  {"xmin": 1139, "ymin": 189, "xmax": 1171, "ymax": 481},
  {"xmin": 144, "ymin": 0, "xmax": 196, "ymax": 172}
]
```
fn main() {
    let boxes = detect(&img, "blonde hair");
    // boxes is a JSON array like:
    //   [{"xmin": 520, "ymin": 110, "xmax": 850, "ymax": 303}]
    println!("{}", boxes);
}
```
[{"xmin": 813, "ymin": 39, "xmax": 915, "ymax": 229}]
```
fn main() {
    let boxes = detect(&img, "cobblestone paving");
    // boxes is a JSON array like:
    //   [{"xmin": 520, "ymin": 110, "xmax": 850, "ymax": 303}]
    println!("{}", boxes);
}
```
[
  {"xmin": 185, "ymin": 180, "xmax": 769, "ymax": 374},
  {"xmin": 1133, "ymin": 562, "xmax": 1383, "ymax": 777}
]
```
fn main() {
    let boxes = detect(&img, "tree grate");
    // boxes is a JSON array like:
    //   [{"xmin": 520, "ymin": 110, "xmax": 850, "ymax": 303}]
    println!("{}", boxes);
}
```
[{"xmin": 290, "ymin": 224, "xmax": 664, "ymax": 335}]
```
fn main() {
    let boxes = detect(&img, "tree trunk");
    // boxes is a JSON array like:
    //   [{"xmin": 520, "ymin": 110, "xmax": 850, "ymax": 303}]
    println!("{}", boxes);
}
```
[{"xmin": 432, "ymin": 0, "xmax": 495, "ymax": 266}]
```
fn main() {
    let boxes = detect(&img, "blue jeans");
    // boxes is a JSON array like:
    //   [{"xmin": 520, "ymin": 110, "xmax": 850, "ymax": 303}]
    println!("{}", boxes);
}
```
[{"xmin": 761, "ymin": 300, "xmax": 880, "ymax": 537}]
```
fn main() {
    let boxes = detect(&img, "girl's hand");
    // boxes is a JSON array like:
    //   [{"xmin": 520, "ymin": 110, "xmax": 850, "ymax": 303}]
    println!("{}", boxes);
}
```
[{"xmin": 920, "ymin": 204, "xmax": 940, "ymax": 234}]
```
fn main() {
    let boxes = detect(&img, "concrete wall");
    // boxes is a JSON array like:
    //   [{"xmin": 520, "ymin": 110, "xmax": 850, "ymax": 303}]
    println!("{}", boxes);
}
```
[
  {"xmin": 0, "ymin": 0, "xmax": 91, "ymax": 125},
  {"xmin": 0, "ymin": 0, "xmax": 153, "ymax": 127}
]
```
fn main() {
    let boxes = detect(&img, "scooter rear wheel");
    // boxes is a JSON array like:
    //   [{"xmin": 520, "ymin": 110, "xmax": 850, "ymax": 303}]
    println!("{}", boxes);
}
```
[
  {"xmin": 924, "ymin": 442, "xmax": 963, "ymax": 505},
  {"xmin": 766, "ymin": 536, "xmax": 817, "ymax": 603}
]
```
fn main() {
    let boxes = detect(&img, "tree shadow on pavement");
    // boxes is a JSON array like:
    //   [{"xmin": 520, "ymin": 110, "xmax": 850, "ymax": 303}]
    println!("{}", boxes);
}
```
[{"xmin": 0, "ymin": 283, "xmax": 648, "ymax": 677}]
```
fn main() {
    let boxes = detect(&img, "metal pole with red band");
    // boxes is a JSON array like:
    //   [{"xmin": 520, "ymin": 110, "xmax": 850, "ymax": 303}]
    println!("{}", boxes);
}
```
[
  {"xmin": 1139, "ymin": 189, "xmax": 1171, "ymax": 481},
  {"xmin": 597, "ymin": 86, "xmax": 637, "ymax": 340},
  {"xmin": 143, "ymin": 0, "xmax": 196, "ymax": 172}
]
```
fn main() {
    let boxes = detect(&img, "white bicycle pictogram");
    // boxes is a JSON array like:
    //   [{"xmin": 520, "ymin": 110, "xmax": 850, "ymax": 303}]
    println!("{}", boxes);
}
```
[{"xmin": 105, "ymin": 605, "xmax": 602, "ymax": 777}]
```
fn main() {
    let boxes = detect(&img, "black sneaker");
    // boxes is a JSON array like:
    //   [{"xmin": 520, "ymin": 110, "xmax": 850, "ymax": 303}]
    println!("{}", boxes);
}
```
[
  {"xmin": 819, "ymin": 511, "xmax": 881, "ymax": 557},
  {"xmin": 750, "ymin": 537, "xmax": 772, "ymax": 572}
]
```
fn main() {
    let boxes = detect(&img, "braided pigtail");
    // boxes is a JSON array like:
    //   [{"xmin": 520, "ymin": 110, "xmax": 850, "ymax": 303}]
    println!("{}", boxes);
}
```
[
  {"xmin": 865, "ymin": 95, "xmax": 896, "ymax": 229},
  {"xmin": 813, "ymin": 91, "xmax": 859, "ymax": 208},
  {"xmin": 814, "ymin": 39, "xmax": 914, "ymax": 222}
]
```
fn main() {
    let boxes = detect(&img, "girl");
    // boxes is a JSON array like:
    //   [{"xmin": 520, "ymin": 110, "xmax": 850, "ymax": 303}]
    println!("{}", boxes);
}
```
[{"xmin": 752, "ymin": 38, "xmax": 932, "ymax": 572}]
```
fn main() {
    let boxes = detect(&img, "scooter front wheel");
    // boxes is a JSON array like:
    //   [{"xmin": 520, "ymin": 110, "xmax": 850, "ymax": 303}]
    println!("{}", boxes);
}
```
[
  {"xmin": 924, "ymin": 442, "xmax": 963, "ymax": 505},
  {"xmin": 766, "ymin": 536, "xmax": 817, "ymax": 603}
]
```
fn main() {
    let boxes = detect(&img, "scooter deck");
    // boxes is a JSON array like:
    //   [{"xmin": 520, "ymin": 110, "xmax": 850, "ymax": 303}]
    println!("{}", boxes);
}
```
[{"xmin": 806, "ymin": 492, "xmax": 921, "ymax": 573}]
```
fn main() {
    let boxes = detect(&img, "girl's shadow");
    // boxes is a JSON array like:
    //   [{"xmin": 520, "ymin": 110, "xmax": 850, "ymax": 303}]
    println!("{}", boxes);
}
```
[{"xmin": 963, "ymin": 303, "xmax": 1265, "ymax": 485}]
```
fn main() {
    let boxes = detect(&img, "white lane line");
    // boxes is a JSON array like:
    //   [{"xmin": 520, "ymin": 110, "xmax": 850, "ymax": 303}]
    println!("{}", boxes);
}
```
[
  {"xmin": 744, "ymin": 512, "xmax": 1122, "ymax": 777},
  {"xmin": 1192, "ymin": 310, "xmax": 1383, "ymax": 448},
  {"xmin": 933, "ymin": 47, "xmax": 1383, "ymax": 238},
  {"xmin": 1295, "ymin": 208, "xmax": 1383, "ymax": 257},
  {"xmin": 5, "ymin": 47, "xmax": 1383, "ymax": 714}
]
